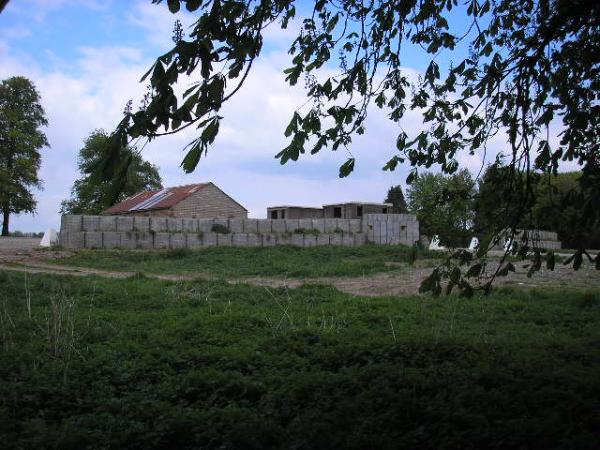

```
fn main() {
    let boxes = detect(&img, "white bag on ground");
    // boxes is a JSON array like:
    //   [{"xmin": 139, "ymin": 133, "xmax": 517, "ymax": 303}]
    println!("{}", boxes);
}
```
[{"xmin": 40, "ymin": 229, "xmax": 59, "ymax": 247}]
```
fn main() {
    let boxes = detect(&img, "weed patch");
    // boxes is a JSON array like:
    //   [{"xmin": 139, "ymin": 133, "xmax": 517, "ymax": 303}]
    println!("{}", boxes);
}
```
[{"xmin": 0, "ymin": 270, "xmax": 599, "ymax": 448}]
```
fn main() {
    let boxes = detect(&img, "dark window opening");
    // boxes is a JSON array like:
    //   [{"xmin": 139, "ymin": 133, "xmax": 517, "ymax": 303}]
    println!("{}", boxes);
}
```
[
  {"xmin": 334, "ymin": 207, "xmax": 342, "ymax": 218},
  {"xmin": 357, "ymin": 206, "xmax": 363, "ymax": 217},
  {"xmin": 271, "ymin": 210, "xmax": 278, "ymax": 219},
  {"xmin": 281, "ymin": 210, "xmax": 286, "ymax": 219},
  {"xmin": 382, "ymin": 207, "xmax": 388, "ymax": 214}
]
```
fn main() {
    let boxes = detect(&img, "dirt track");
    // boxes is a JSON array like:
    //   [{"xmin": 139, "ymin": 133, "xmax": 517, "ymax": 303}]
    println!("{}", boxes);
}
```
[{"xmin": 0, "ymin": 239, "xmax": 599, "ymax": 296}]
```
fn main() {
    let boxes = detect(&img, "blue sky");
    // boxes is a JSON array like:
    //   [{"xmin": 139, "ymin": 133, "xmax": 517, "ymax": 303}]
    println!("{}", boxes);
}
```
[{"xmin": 0, "ymin": 0, "xmax": 504, "ymax": 232}]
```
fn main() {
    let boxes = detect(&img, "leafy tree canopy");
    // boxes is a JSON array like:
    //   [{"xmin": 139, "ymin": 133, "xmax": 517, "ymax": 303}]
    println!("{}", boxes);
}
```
[
  {"xmin": 407, "ymin": 169, "xmax": 475, "ymax": 247},
  {"xmin": 532, "ymin": 172, "xmax": 600, "ymax": 249},
  {"xmin": 109, "ymin": 0, "xmax": 598, "ymax": 181},
  {"xmin": 472, "ymin": 160, "xmax": 540, "ymax": 237},
  {"xmin": 384, "ymin": 185, "xmax": 408, "ymax": 213},
  {"xmin": 102, "ymin": 0, "xmax": 599, "ymax": 295},
  {"xmin": 60, "ymin": 130, "xmax": 162, "ymax": 215},
  {"xmin": 0, "ymin": 76, "xmax": 48, "ymax": 236}
]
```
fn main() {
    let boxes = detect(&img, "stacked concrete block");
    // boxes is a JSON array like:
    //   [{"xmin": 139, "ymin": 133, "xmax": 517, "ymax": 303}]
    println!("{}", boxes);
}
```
[
  {"xmin": 311, "ymin": 219, "xmax": 325, "ymax": 233},
  {"xmin": 336, "ymin": 220, "xmax": 350, "ymax": 233},
  {"xmin": 116, "ymin": 216, "xmax": 134, "ymax": 232},
  {"xmin": 247, "ymin": 233, "xmax": 261, "ymax": 247},
  {"xmin": 83, "ymin": 216, "xmax": 100, "ymax": 232},
  {"xmin": 217, "ymin": 233, "xmax": 232, "ymax": 246},
  {"xmin": 324, "ymin": 219, "xmax": 338, "ymax": 233},
  {"xmin": 376, "ymin": 222, "xmax": 386, "ymax": 244},
  {"xmin": 134, "ymin": 216, "xmax": 150, "ymax": 232},
  {"xmin": 61, "ymin": 214, "xmax": 83, "ymax": 233},
  {"xmin": 153, "ymin": 233, "xmax": 170, "ymax": 249},
  {"xmin": 342, "ymin": 234, "xmax": 354, "ymax": 246},
  {"xmin": 186, "ymin": 233, "xmax": 203, "ymax": 249},
  {"xmin": 229, "ymin": 219, "xmax": 244, "ymax": 233},
  {"xmin": 285, "ymin": 219, "xmax": 300, "ymax": 232},
  {"xmin": 291, "ymin": 234, "xmax": 304, "ymax": 247},
  {"xmin": 278, "ymin": 233, "xmax": 292, "ymax": 246},
  {"xmin": 354, "ymin": 233, "xmax": 367, "ymax": 246},
  {"xmin": 85, "ymin": 232, "xmax": 103, "ymax": 249},
  {"xmin": 136, "ymin": 232, "xmax": 153, "ymax": 249},
  {"xmin": 213, "ymin": 218, "xmax": 228, "ymax": 229},
  {"xmin": 99, "ymin": 216, "xmax": 117, "ymax": 231},
  {"xmin": 304, "ymin": 235, "xmax": 317, "ymax": 247},
  {"xmin": 317, "ymin": 234, "xmax": 330, "ymax": 246},
  {"xmin": 298, "ymin": 219, "xmax": 313, "ymax": 231},
  {"xmin": 60, "ymin": 231, "xmax": 85, "ymax": 249},
  {"xmin": 330, "ymin": 233, "xmax": 343, "ymax": 246},
  {"xmin": 150, "ymin": 217, "xmax": 168, "ymax": 233},
  {"xmin": 183, "ymin": 218, "xmax": 198, "ymax": 233},
  {"xmin": 232, "ymin": 233, "xmax": 248, "ymax": 246},
  {"xmin": 202, "ymin": 233, "xmax": 217, "ymax": 247},
  {"xmin": 121, "ymin": 231, "xmax": 136, "ymax": 249},
  {"xmin": 58, "ymin": 213, "xmax": 421, "ymax": 250},
  {"xmin": 198, "ymin": 219, "xmax": 214, "ymax": 233},
  {"xmin": 167, "ymin": 218, "xmax": 183, "ymax": 233},
  {"xmin": 366, "ymin": 223, "xmax": 375, "ymax": 243},
  {"xmin": 257, "ymin": 220, "xmax": 272, "ymax": 234},
  {"xmin": 349, "ymin": 219, "xmax": 361, "ymax": 234},
  {"xmin": 262, "ymin": 234, "xmax": 277, "ymax": 246},
  {"xmin": 171, "ymin": 233, "xmax": 186, "ymax": 249},
  {"xmin": 243, "ymin": 219, "xmax": 258, "ymax": 233},
  {"xmin": 103, "ymin": 232, "xmax": 121, "ymax": 249},
  {"xmin": 271, "ymin": 220, "xmax": 286, "ymax": 233}
]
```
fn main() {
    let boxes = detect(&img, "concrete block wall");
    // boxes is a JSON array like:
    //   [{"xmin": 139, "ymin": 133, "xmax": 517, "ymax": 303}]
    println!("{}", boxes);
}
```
[
  {"xmin": 493, "ymin": 229, "xmax": 562, "ymax": 250},
  {"xmin": 59, "ymin": 214, "xmax": 419, "ymax": 250}
]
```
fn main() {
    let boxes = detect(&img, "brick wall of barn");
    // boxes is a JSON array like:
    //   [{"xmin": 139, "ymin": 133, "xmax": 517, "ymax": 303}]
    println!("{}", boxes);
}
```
[{"xmin": 170, "ymin": 183, "xmax": 248, "ymax": 219}]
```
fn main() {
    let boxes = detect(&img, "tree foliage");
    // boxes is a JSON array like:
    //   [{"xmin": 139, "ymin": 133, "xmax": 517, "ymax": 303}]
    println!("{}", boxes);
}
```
[
  {"xmin": 60, "ymin": 130, "xmax": 162, "ymax": 215},
  {"xmin": 0, "ymin": 76, "xmax": 48, "ymax": 236},
  {"xmin": 384, "ymin": 185, "xmax": 407, "ymax": 213},
  {"xmin": 111, "ymin": 0, "xmax": 599, "ymax": 179},
  {"xmin": 472, "ymin": 161, "xmax": 539, "ymax": 237},
  {"xmin": 473, "ymin": 165, "xmax": 600, "ymax": 249},
  {"xmin": 532, "ymin": 172, "xmax": 600, "ymax": 249},
  {"xmin": 104, "ymin": 0, "xmax": 599, "ymax": 294},
  {"xmin": 407, "ymin": 169, "xmax": 475, "ymax": 247}
]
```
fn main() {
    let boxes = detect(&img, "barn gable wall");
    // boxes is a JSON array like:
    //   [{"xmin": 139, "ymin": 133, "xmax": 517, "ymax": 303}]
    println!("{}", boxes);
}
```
[{"xmin": 170, "ymin": 183, "xmax": 247, "ymax": 219}]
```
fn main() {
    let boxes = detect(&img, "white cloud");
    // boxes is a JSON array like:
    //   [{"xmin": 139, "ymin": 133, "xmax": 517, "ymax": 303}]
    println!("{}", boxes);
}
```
[{"xmin": 0, "ymin": 1, "xmax": 578, "ymax": 232}]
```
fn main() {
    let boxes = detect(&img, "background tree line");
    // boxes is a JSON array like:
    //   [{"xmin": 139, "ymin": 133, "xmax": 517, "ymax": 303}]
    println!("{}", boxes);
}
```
[{"xmin": 393, "ymin": 165, "xmax": 599, "ymax": 249}]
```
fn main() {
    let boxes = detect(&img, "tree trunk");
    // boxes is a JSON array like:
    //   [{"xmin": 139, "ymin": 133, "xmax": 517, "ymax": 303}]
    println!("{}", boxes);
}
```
[{"xmin": 1, "ymin": 207, "xmax": 9, "ymax": 236}]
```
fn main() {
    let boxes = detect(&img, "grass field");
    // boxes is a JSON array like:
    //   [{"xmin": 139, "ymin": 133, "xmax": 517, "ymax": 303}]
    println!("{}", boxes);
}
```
[
  {"xmin": 1, "ymin": 269, "xmax": 599, "ymax": 449},
  {"xmin": 51, "ymin": 245, "xmax": 437, "ymax": 278}
]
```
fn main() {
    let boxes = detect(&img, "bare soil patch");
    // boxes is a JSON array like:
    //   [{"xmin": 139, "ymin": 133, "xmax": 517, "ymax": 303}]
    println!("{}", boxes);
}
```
[{"xmin": 0, "ymin": 245, "xmax": 598, "ymax": 296}]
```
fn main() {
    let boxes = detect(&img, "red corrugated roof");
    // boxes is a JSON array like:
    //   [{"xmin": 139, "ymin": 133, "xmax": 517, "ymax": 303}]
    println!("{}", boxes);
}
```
[{"xmin": 103, "ymin": 183, "xmax": 209, "ymax": 214}]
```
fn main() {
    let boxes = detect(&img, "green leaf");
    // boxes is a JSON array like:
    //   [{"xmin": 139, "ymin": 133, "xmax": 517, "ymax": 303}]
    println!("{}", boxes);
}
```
[
  {"xmin": 419, "ymin": 269, "xmax": 441, "ymax": 296},
  {"xmin": 338, "ymin": 158, "xmax": 355, "ymax": 178},
  {"xmin": 573, "ymin": 252, "xmax": 583, "ymax": 271},
  {"xmin": 167, "ymin": 0, "xmax": 180, "ymax": 13},
  {"xmin": 465, "ymin": 263, "xmax": 483, "ymax": 278},
  {"xmin": 181, "ymin": 140, "xmax": 203, "ymax": 173},
  {"xmin": 186, "ymin": 0, "xmax": 201, "ymax": 11},
  {"xmin": 201, "ymin": 119, "xmax": 220, "ymax": 144},
  {"xmin": 497, "ymin": 262, "xmax": 515, "ymax": 276},
  {"xmin": 546, "ymin": 251, "xmax": 555, "ymax": 271}
]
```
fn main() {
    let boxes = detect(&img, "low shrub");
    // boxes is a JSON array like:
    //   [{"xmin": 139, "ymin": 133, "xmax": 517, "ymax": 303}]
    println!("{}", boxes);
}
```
[{"xmin": 211, "ymin": 224, "xmax": 230, "ymax": 234}]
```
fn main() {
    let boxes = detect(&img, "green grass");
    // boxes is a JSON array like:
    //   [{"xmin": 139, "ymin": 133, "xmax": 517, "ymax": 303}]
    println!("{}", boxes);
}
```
[
  {"xmin": 51, "ymin": 245, "xmax": 437, "ymax": 278},
  {"xmin": 0, "ymin": 269, "xmax": 599, "ymax": 449}
]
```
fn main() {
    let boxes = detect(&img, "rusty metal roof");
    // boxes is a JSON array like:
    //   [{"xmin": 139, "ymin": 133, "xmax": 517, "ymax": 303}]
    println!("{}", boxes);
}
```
[{"xmin": 102, "ymin": 183, "xmax": 209, "ymax": 214}]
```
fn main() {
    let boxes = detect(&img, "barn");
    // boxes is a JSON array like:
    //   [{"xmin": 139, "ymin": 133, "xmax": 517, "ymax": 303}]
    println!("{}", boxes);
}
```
[{"xmin": 102, "ymin": 182, "xmax": 248, "ymax": 219}]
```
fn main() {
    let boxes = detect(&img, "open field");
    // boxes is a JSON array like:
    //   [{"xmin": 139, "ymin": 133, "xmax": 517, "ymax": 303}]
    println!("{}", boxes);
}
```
[
  {"xmin": 1, "ymin": 269, "xmax": 599, "ymax": 449},
  {"xmin": 49, "ymin": 246, "xmax": 437, "ymax": 278}
]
